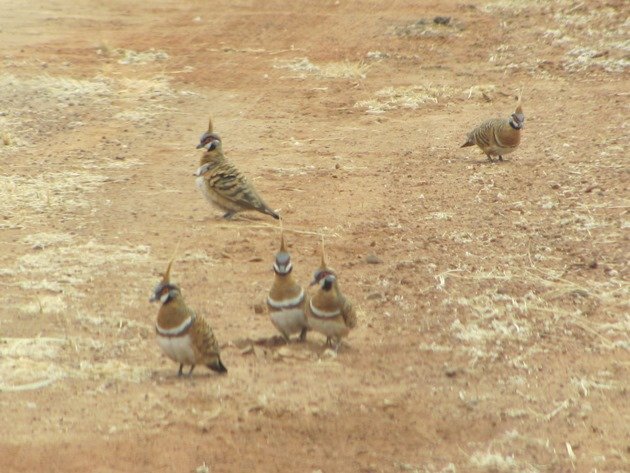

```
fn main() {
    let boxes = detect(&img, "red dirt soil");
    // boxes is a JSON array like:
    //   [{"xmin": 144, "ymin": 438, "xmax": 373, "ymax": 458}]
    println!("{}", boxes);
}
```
[{"xmin": 0, "ymin": 1, "xmax": 628, "ymax": 472}]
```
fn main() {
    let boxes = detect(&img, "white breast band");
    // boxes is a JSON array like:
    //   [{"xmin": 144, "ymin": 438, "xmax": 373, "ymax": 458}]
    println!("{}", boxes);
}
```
[
  {"xmin": 309, "ymin": 300, "xmax": 340, "ymax": 318},
  {"xmin": 156, "ymin": 315, "xmax": 194, "ymax": 337},
  {"xmin": 267, "ymin": 289, "xmax": 304, "ymax": 309}
]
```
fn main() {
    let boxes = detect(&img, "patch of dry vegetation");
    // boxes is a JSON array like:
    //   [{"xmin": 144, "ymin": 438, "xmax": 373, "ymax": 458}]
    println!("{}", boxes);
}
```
[
  {"xmin": 355, "ymin": 82, "xmax": 512, "ymax": 115},
  {"xmin": 0, "ymin": 336, "xmax": 152, "ymax": 391},
  {"xmin": 95, "ymin": 43, "xmax": 169, "ymax": 64},
  {"xmin": 0, "ymin": 73, "xmax": 178, "ymax": 150},
  {"xmin": 483, "ymin": 0, "xmax": 570, "ymax": 13},
  {"xmin": 486, "ymin": 0, "xmax": 628, "ymax": 74},
  {"xmin": 1, "ymin": 130, "xmax": 14, "ymax": 146},
  {"xmin": 354, "ymin": 85, "xmax": 455, "ymax": 114},
  {"xmin": 465, "ymin": 84, "xmax": 498, "ymax": 101},
  {"xmin": 115, "ymin": 48, "xmax": 169, "ymax": 65},
  {"xmin": 0, "ymin": 172, "xmax": 109, "ymax": 228},
  {"xmin": 440, "ymin": 263, "xmax": 628, "ymax": 359},
  {"xmin": 466, "ymin": 426, "xmax": 611, "ymax": 472},
  {"xmin": 274, "ymin": 57, "xmax": 369, "ymax": 79},
  {"xmin": 391, "ymin": 16, "xmax": 464, "ymax": 38},
  {"xmin": 5, "ymin": 294, "xmax": 67, "ymax": 315},
  {"xmin": 9, "ymin": 240, "xmax": 151, "ymax": 294},
  {"xmin": 1, "ymin": 234, "xmax": 153, "ymax": 389},
  {"xmin": 549, "ymin": 5, "xmax": 629, "ymax": 72}
]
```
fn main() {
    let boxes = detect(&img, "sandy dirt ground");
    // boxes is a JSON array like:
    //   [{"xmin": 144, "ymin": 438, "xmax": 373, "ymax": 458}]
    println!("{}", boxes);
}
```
[{"xmin": 0, "ymin": 0, "xmax": 628, "ymax": 471}]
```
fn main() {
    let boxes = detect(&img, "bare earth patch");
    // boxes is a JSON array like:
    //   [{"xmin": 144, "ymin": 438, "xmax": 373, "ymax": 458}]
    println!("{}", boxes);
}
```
[{"xmin": 0, "ymin": 1, "xmax": 628, "ymax": 472}]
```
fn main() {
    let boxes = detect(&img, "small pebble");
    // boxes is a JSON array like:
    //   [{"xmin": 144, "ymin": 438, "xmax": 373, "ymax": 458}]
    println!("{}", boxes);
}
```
[
  {"xmin": 365, "ymin": 254, "xmax": 383, "ymax": 264},
  {"xmin": 322, "ymin": 348, "xmax": 337, "ymax": 359},
  {"xmin": 444, "ymin": 366, "xmax": 458, "ymax": 378}
]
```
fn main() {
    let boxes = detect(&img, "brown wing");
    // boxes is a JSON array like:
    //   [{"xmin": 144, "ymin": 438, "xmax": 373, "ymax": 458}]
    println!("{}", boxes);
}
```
[
  {"xmin": 339, "ymin": 293, "xmax": 357, "ymax": 329},
  {"xmin": 190, "ymin": 313, "xmax": 221, "ymax": 360},
  {"xmin": 205, "ymin": 160, "xmax": 279, "ymax": 218},
  {"xmin": 467, "ymin": 118, "xmax": 503, "ymax": 150}
]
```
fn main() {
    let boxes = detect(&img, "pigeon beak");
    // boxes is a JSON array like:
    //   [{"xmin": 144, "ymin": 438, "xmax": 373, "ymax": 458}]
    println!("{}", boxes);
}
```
[{"xmin": 196, "ymin": 143, "xmax": 205, "ymax": 149}]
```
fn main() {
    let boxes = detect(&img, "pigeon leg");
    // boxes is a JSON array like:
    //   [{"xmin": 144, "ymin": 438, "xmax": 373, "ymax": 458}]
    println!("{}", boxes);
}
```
[{"xmin": 298, "ymin": 327, "xmax": 308, "ymax": 343}]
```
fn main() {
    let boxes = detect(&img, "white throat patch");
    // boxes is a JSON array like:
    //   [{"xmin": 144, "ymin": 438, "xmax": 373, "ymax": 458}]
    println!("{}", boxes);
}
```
[{"xmin": 273, "ymin": 261, "xmax": 293, "ymax": 274}]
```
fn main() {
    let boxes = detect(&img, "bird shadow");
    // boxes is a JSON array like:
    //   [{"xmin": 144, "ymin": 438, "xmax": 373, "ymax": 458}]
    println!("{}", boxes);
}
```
[
  {"xmin": 230, "ymin": 335, "xmax": 287, "ymax": 349},
  {"xmin": 149, "ymin": 369, "xmax": 220, "ymax": 383},
  {"xmin": 229, "ymin": 334, "xmax": 352, "ymax": 358},
  {"xmin": 475, "ymin": 157, "xmax": 513, "ymax": 166}
]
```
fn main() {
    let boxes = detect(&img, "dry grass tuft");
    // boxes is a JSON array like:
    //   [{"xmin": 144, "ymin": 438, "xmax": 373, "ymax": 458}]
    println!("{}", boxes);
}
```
[
  {"xmin": 484, "ymin": 0, "xmax": 573, "ymax": 14},
  {"xmin": 469, "ymin": 451, "xmax": 519, "ymax": 472},
  {"xmin": 0, "ymin": 74, "xmax": 111, "ymax": 102},
  {"xmin": 468, "ymin": 430, "xmax": 565, "ymax": 472},
  {"xmin": 563, "ymin": 46, "xmax": 629, "ymax": 73},
  {"xmin": 13, "ymin": 240, "xmax": 151, "ymax": 295},
  {"xmin": 274, "ymin": 57, "xmax": 369, "ymax": 79},
  {"xmin": 117, "ymin": 76, "xmax": 175, "ymax": 100},
  {"xmin": 22, "ymin": 232, "xmax": 74, "ymax": 249},
  {"xmin": 1, "ymin": 131, "xmax": 13, "ymax": 145},
  {"xmin": 0, "ymin": 335, "xmax": 152, "ymax": 390},
  {"xmin": 483, "ymin": 1, "xmax": 628, "ymax": 75},
  {"xmin": 113, "ymin": 110, "xmax": 157, "ymax": 124},
  {"xmin": 426, "ymin": 212, "xmax": 453, "ymax": 221},
  {"xmin": 94, "ymin": 41, "xmax": 114, "ymax": 57},
  {"xmin": 0, "ymin": 337, "xmax": 67, "ymax": 360},
  {"xmin": 71, "ymin": 359, "xmax": 152, "ymax": 383},
  {"xmin": 5, "ymin": 295, "xmax": 67, "ymax": 315},
  {"xmin": 0, "ymin": 172, "xmax": 109, "ymax": 226},
  {"xmin": 195, "ymin": 463, "xmax": 210, "ymax": 473},
  {"xmin": 0, "ymin": 73, "xmax": 177, "ymax": 148},
  {"xmin": 441, "ymin": 263, "xmax": 629, "ymax": 357},
  {"xmin": 0, "ymin": 338, "xmax": 68, "ymax": 389},
  {"xmin": 418, "ymin": 342, "xmax": 452, "ymax": 353},
  {"xmin": 465, "ymin": 84, "xmax": 498, "ymax": 101},
  {"xmin": 354, "ymin": 85, "xmax": 454, "ymax": 114},
  {"xmin": 391, "ymin": 17, "xmax": 463, "ymax": 38},
  {"xmin": 552, "ymin": 7, "xmax": 629, "ymax": 72},
  {"xmin": 115, "ymin": 48, "xmax": 169, "ymax": 65},
  {"xmin": 274, "ymin": 57, "xmax": 320, "ymax": 75}
]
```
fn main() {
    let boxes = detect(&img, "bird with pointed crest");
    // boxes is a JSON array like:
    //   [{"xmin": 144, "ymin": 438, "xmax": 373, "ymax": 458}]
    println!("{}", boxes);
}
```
[
  {"xmin": 194, "ymin": 116, "xmax": 280, "ymax": 220},
  {"xmin": 150, "ymin": 255, "xmax": 227, "ymax": 377},
  {"xmin": 306, "ymin": 238, "xmax": 357, "ymax": 350},
  {"xmin": 266, "ymin": 230, "xmax": 308, "ymax": 342},
  {"xmin": 196, "ymin": 117, "xmax": 219, "ymax": 154},
  {"xmin": 461, "ymin": 91, "xmax": 525, "ymax": 162}
]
